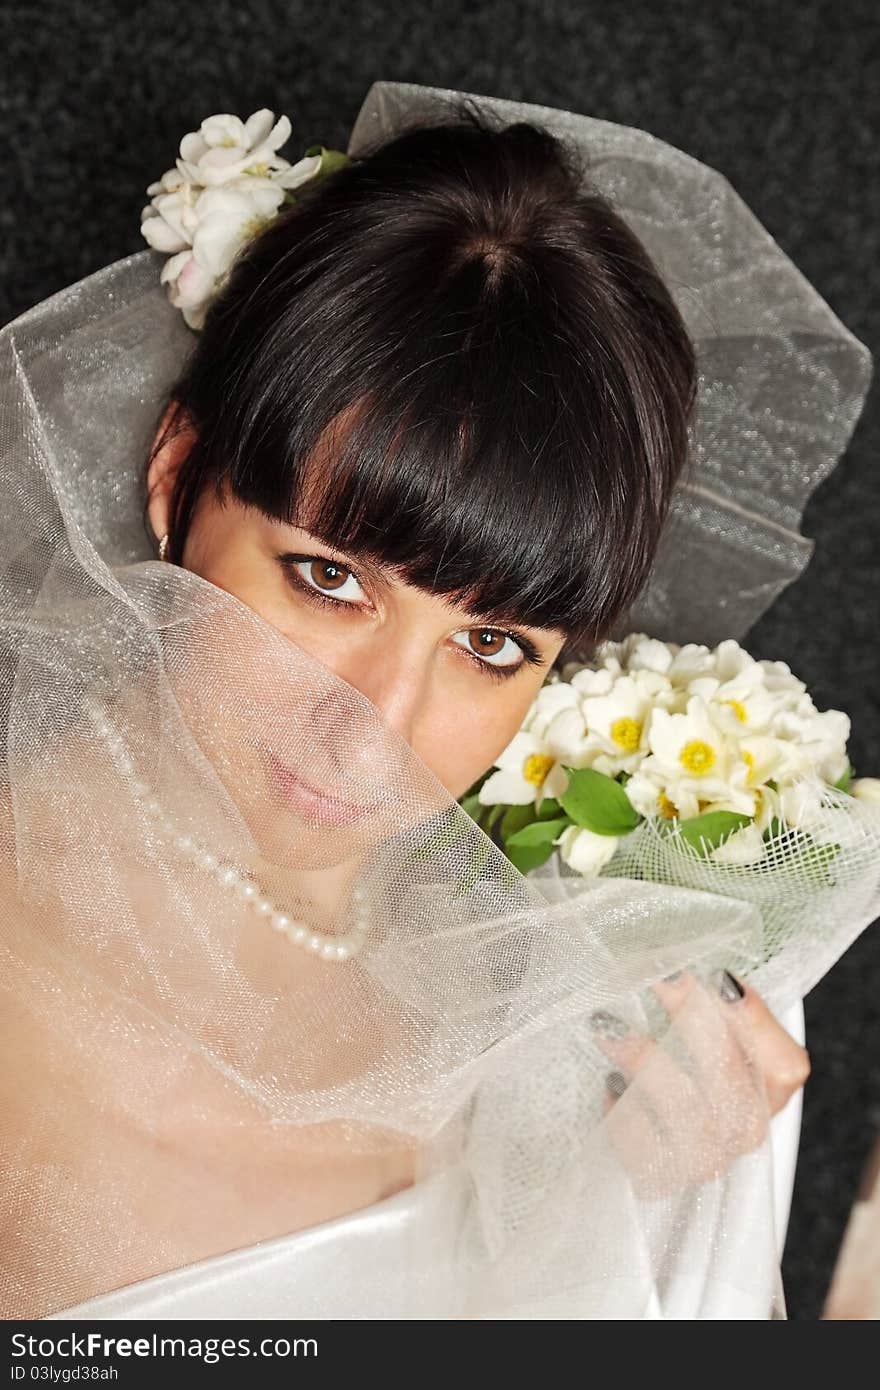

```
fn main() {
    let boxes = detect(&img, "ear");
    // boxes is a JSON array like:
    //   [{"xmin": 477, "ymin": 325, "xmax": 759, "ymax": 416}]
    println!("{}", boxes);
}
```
[{"xmin": 146, "ymin": 402, "xmax": 198, "ymax": 546}]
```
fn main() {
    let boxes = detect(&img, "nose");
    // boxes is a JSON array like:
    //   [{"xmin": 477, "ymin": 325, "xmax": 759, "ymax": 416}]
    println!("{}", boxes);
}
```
[
  {"xmin": 308, "ymin": 631, "xmax": 431, "ymax": 796},
  {"xmin": 340, "ymin": 628, "xmax": 431, "ymax": 747}
]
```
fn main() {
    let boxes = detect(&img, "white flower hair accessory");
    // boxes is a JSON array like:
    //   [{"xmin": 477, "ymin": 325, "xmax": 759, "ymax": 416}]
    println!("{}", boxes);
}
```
[{"xmin": 141, "ymin": 109, "xmax": 349, "ymax": 330}]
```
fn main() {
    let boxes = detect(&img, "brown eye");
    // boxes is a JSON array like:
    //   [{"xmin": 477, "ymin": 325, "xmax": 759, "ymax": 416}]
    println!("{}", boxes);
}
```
[
  {"xmin": 470, "ymin": 629, "xmax": 506, "ymax": 658},
  {"xmin": 310, "ymin": 559, "xmax": 350, "ymax": 592},
  {"xmin": 451, "ymin": 627, "xmax": 525, "ymax": 671},
  {"xmin": 287, "ymin": 556, "xmax": 366, "ymax": 604}
]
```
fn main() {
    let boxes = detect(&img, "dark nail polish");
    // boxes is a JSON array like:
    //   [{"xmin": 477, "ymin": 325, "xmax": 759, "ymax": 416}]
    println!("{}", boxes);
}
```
[
  {"xmin": 606, "ymin": 1070, "xmax": 628, "ymax": 1099},
  {"xmin": 716, "ymin": 969, "xmax": 745, "ymax": 1003},
  {"xmin": 590, "ymin": 1009, "xmax": 630, "ymax": 1040}
]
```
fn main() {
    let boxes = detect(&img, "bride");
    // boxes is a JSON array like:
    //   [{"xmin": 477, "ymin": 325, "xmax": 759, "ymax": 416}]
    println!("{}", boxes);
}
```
[{"xmin": 0, "ymin": 82, "xmax": 871, "ymax": 1321}]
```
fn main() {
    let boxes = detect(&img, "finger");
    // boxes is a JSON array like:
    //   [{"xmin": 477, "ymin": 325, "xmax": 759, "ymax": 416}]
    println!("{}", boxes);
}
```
[
  {"xmin": 721, "ymin": 976, "xmax": 811, "ymax": 1115},
  {"xmin": 655, "ymin": 969, "xmax": 754, "ymax": 1089},
  {"xmin": 651, "ymin": 970, "xmax": 766, "ymax": 1155},
  {"xmin": 589, "ymin": 1008, "xmax": 688, "ymax": 1099},
  {"xmin": 591, "ymin": 1011, "xmax": 710, "ymax": 1167}
]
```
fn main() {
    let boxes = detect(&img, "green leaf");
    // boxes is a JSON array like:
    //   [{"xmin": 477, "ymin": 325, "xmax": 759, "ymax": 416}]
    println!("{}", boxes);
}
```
[
  {"xmin": 409, "ymin": 810, "xmax": 471, "ymax": 862},
  {"xmin": 559, "ymin": 767, "xmax": 641, "ymax": 836},
  {"xmin": 676, "ymin": 810, "xmax": 752, "ymax": 856},
  {"xmin": 303, "ymin": 144, "xmax": 351, "ymax": 175},
  {"xmin": 833, "ymin": 762, "xmax": 853, "ymax": 792},
  {"xmin": 504, "ymin": 838, "xmax": 557, "ymax": 876},
  {"xmin": 505, "ymin": 817, "xmax": 569, "ymax": 850},
  {"xmin": 762, "ymin": 816, "xmax": 784, "ymax": 844},
  {"xmin": 459, "ymin": 791, "xmax": 484, "ymax": 822},
  {"xmin": 804, "ymin": 839, "xmax": 840, "ymax": 867},
  {"xmin": 536, "ymin": 796, "xmax": 562, "ymax": 820},
  {"xmin": 500, "ymin": 802, "xmax": 538, "ymax": 841},
  {"xmin": 452, "ymin": 840, "xmax": 495, "ymax": 897}
]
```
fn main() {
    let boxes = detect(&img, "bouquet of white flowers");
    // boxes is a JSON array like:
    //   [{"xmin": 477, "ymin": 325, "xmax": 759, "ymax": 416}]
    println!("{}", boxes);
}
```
[{"xmin": 461, "ymin": 634, "xmax": 880, "ymax": 980}]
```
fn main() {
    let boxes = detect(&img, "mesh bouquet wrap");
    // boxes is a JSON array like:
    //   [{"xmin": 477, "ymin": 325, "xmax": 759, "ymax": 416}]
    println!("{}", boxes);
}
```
[{"xmin": 0, "ymin": 82, "xmax": 878, "ymax": 1321}]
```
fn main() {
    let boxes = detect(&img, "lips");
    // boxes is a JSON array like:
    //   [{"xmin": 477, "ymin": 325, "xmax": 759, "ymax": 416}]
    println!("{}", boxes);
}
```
[{"xmin": 260, "ymin": 746, "xmax": 379, "ymax": 826}]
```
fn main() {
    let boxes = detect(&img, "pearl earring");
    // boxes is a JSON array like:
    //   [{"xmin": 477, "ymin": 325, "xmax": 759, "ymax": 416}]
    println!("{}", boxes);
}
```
[{"xmin": 158, "ymin": 533, "xmax": 170, "ymax": 561}]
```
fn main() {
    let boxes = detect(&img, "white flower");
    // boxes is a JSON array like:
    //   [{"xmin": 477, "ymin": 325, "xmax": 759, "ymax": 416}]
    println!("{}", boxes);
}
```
[
  {"xmin": 642, "ymin": 695, "xmax": 755, "ymax": 816},
  {"xmin": 735, "ymin": 734, "xmax": 786, "ymax": 790},
  {"xmin": 667, "ymin": 642, "xmax": 716, "ymax": 686},
  {"xmin": 778, "ymin": 778, "xmax": 827, "ymax": 832},
  {"xmin": 543, "ymin": 706, "xmax": 607, "ymax": 771},
  {"xmin": 712, "ymin": 638, "xmax": 760, "ymax": 683},
  {"xmin": 525, "ymin": 680, "xmax": 582, "ymax": 737},
  {"xmin": 619, "ymin": 633, "xmax": 674, "ymax": 675},
  {"xmin": 753, "ymin": 781, "xmax": 783, "ymax": 834},
  {"xmin": 623, "ymin": 769, "xmax": 681, "ymax": 820},
  {"xmin": 700, "ymin": 667, "xmax": 780, "ymax": 739},
  {"xmin": 568, "ymin": 665, "xmax": 616, "ymax": 697},
  {"xmin": 177, "ymin": 110, "xmax": 300, "ymax": 187},
  {"xmin": 773, "ymin": 706, "xmax": 850, "ymax": 784},
  {"xmin": 155, "ymin": 180, "xmax": 285, "ymax": 330},
  {"xmin": 630, "ymin": 667, "xmax": 678, "ymax": 707},
  {"xmin": 580, "ymin": 674, "xmax": 653, "ymax": 774},
  {"xmin": 194, "ymin": 183, "xmax": 286, "ymax": 274},
  {"xmin": 478, "ymin": 730, "xmax": 568, "ymax": 807},
  {"xmin": 141, "ymin": 180, "xmax": 200, "ymax": 254},
  {"xmin": 758, "ymin": 658, "xmax": 808, "ymax": 704},
  {"xmin": 142, "ymin": 109, "xmax": 328, "ymax": 330},
  {"xmin": 851, "ymin": 777, "xmax": 880, "ymax": 805},
  {"xmin": 555, "ymin": 824, "xmax": 620, "ymax": 876},
  {"xmin": 592, "ymin": 639, "xmax": 627, "ymax": 674},
  {"xmin": 159, "ymin": 252, "xmax": 216, "ymax": 330}
]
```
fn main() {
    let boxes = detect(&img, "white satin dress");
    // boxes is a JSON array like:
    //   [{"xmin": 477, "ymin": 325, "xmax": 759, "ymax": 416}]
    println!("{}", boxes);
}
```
[{"xmin": 47, "ymin": 1004, "xmax": 805, "ymax": 1321}]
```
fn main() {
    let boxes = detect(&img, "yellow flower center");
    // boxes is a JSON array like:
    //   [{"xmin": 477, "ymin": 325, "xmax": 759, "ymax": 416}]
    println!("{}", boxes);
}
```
[
  {"xmin": 523, "ymin": 753, "xmax": 555, "ymax": 786},
  {"xmin": 610, "ymin": 716, "xmax": 643, "ymax": 752},
  {"xmin": 246, "ymin": 161, "xmax": 271, "ymax": 177},
  {"xmin": 658, "ymin": 791, "xmax": 679, "ymax": 820},
  {"xmin": 679, "ymin": 739, "xmax": 716, "ymax": 776},
  {"xmin": 723, "ymin": 699, "xmax": 748, "ymax": 723}
]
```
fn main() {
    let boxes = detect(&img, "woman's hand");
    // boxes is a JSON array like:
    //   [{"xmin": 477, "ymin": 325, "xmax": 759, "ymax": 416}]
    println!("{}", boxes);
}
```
[{"xmin": 590, "ymin": 970, "xmax": 810, "ymax": 1196}]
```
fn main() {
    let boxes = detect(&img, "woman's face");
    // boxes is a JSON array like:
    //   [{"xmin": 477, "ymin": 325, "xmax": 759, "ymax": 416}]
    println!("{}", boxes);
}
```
[{"xmin": 146, "ymin": 417, "xmax": 567, "ymax": 805}]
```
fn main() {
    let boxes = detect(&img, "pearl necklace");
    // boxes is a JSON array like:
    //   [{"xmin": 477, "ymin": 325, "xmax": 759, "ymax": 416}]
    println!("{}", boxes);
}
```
[{"xmin": 87, "ymin": 701, "xmax": 370, "ymax": 961}]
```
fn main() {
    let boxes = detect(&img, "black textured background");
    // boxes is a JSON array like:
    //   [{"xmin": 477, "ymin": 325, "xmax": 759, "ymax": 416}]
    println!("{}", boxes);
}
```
[{"xmin": 2, "ymin": 0, "xmax": 878, "ymax": 1321}]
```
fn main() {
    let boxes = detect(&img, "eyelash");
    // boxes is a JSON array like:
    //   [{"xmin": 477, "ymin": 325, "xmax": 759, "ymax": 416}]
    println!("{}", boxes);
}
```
[{"xmin": 276, "ymin": 552, "xmax": 545, "ymax": 682}]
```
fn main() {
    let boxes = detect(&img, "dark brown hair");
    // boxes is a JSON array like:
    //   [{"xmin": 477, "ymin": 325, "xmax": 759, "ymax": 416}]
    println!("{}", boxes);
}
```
[{"xmin": 146, "ymin": 101, "xmax": 697, "ymax": 664}]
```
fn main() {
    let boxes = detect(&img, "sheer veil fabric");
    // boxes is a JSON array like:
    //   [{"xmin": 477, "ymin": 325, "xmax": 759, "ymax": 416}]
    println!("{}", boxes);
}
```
[{"xmin": 0, "ymin": 82, "xmax": 876, "ymax": 1321}]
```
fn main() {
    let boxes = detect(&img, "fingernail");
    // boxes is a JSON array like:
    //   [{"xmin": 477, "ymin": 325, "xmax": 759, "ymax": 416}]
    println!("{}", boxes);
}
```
[
  {"xmin": 590, "ymin": 1009, "xmax": 630, "ymax": 1040},
  {"xmin": 606, "ymin": 1070, "xmax": 628, "ymax": 1099},
  {"xmin": 662, "ymin": 969, "xmax": 684, "ymax": 983},
  {"xmin": 715, "ymin": 969, "xmax": 745, "ymax": 1003}
]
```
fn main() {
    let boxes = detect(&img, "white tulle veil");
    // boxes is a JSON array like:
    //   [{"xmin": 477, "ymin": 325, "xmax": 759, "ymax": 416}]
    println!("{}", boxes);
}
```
[{"xmin": 0, "ymin": 81, "xmax": 876, "ymax": 1321}]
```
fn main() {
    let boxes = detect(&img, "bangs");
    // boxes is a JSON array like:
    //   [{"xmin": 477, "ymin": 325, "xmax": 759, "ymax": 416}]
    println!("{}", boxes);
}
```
[{"xmin": 216, "ymin": 250, "xmax": 649, "ymax": 653}]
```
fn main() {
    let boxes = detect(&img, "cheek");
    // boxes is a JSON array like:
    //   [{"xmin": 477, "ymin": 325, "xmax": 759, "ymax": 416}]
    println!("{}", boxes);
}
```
[{"xmin": 414, "ymin": 685, "xmax": 539, "ymax": 801}]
